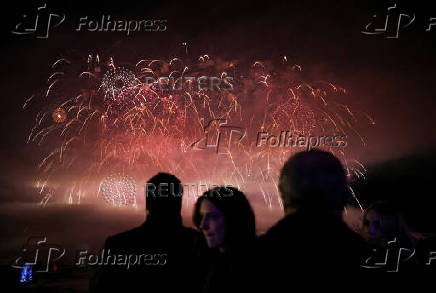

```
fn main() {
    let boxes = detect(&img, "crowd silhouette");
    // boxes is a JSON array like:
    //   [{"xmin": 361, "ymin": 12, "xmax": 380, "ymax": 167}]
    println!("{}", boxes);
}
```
[{"xmin": 90, "ymin": 149, "xmax": 435, "ymax": 292}]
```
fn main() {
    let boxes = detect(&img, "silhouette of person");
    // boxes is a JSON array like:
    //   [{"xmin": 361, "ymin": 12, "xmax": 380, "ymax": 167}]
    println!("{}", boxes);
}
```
[
  {"xmin": 257, "ymin": 149, "xmax": 368, "ymax": 283},
  {"xmin": 361, "ymin": 201, "xmax": 418, "ymax": 272},
  {"xmin": 192, "ymin": 186, "xmax": 256, "ymax": 293},
  {"xmin": 90, "ymin": 173, "xmax": 206, "ymax": 293},
  {"xmin": 361, "ymin": 201, "xmax": 415, "ymax": 249}
]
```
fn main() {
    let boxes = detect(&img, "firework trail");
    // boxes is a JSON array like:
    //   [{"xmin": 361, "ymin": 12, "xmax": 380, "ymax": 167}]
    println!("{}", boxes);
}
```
[{"xmin": 24, "ymin": 49, "xmax": 374, "ymax": 208}]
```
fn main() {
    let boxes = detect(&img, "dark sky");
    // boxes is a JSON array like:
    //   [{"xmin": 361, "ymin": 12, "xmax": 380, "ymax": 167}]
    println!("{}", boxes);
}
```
[
  {"xmin": 1, "ymin": 0, "xmax": 436, "ymax": 261},
  {"xmin": 2, "ymin": 0, "xmax": 435, "ymax": 167}
]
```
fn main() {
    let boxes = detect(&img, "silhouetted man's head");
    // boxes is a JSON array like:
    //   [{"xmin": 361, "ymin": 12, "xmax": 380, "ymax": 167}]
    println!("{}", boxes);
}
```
[
  {"xmin": 145, "ymin": 173, "xmax": 183, "ymax": 218},
  {"xmin": 279, "ymin": 149, "xmax": 350, "ymax": 214}
]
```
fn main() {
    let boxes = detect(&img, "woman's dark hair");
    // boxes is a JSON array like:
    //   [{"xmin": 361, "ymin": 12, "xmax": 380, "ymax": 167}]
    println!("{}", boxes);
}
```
[
  {"xmin": 364, "ymin": 201, "xmax": 415, "ymax": 248},
  {"xmin": 193, "ymin": 187, "xmax": 256, "ymax": 248}
]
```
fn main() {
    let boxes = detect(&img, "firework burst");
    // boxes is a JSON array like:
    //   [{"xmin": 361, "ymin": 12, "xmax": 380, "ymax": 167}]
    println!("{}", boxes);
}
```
[
  {"xmin": 99, "ymin": 173, "xmax": 136, "ymax": 206},
  {"xmin": 24, "ymin": 49, "xmax": 374, "ymax": 209}
]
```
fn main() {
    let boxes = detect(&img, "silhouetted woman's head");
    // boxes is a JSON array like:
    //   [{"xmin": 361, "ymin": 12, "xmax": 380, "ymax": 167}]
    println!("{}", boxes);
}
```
[
  {"xmin": 193, "ymin": 187, "xmax": 256, "ymax": 253},
  {"xmin": 361, "ymin": 201, "xmax": 415, "ymax": 248}
]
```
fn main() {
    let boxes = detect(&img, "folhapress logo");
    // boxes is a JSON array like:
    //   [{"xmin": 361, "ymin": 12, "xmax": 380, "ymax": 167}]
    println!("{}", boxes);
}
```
[
  {"xmin": 11, "ymin": 3, "xmax": 168, "ymax": 39},
  {"xmin": 11, "ymin": 236, "xmax": 65, "ymax": 273},
  {"xmin": 11, "ymin": 3, "xmax": 65, "ymax": 39},
  {"xmin": 362, "ymin": 3, "xmax": 436, "ymax": 39},
  {"xmin": 191, "ymin": 119, "xmax": 246, "ymax": 154}
]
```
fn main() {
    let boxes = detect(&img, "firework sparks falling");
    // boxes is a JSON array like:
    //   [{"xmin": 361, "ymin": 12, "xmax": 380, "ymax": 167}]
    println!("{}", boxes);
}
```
[{"xmin": 24, "ymin": 48, "xmax": 374, "ymax": 209}]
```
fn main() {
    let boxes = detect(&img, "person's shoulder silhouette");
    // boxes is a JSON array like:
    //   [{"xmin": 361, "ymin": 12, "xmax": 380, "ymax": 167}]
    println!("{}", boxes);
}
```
[
  {"xmin": 91, "ymin": 173, "xmax": 206, "ymax": 293},
  {"xmin": 257, "ymin": 149, "xmax": 368, "ymax": 282}
]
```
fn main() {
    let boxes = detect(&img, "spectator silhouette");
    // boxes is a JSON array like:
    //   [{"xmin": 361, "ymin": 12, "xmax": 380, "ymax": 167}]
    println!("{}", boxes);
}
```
[
  {"xmin": 361, "ymin": 201, "xmax": 418, "ymax": 272},
  {"xmin": 257, "ymin": 149, "xmax": 368, "ymax": 282},
  {"xmin": 192, "ymin": 186, "xmax": 256, "ymax": 293},
  {"xmin": 90, "ymin": 173, "xmax": 206, "ymax": 293},
  {"xmin": 361, "ymin": 201, "xmax": 415, "ymax": 249}
]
